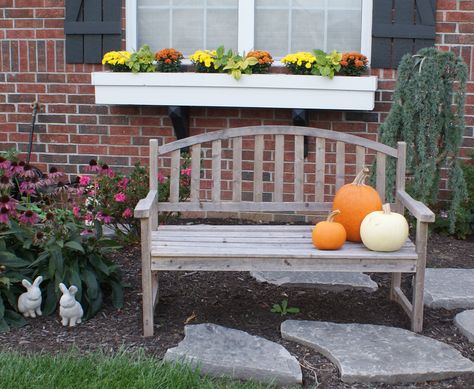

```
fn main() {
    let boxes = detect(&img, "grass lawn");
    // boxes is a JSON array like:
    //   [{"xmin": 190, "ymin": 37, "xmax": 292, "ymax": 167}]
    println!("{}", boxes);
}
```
[{"xmin": 0, "ymin": 350, "xmax": 283, "ymax": 389}]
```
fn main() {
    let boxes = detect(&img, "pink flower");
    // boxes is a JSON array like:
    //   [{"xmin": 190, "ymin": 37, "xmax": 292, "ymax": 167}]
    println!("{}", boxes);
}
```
[
  {"xmin": 99, "ymin": 164, "xmax": 114, "ymax": 178},
  {"xmin": 158, "ymin": 173, "xmax": 166, "ymax": 184},
  {"xmin": 0, "ymin": 175, "xmax": 12, "ymax": 190},
  {"xmin": 73, "ymin": 206, "xmax": 81, "ymax": 218},
  {"xmin": 0, "ymin": 207, "xmax": 10, "ymax": 224},
  {"xmin": 79, "ymin": 176, "xmax": 91, "ymax": 186},
  {"xmin": 85, "ymin": 159, "xmax": 100, "ymax": 173},
  {"xmin": 181, "ymin": 167, "xmax": 191, "ymax": 176},
  {"xmin": 19, "ymin": 181, "xmax": 36, "ymax": 196},
  {"xmin": 84, "ymin": 212, "xmax": 94, "ymax": 223},
  {"xmin": 20, "ymin": 164, "xmax": 36, "ymax": 178},
  {"xmin": 9, "ymin": 161, "xmax": 24, "ymax": 174},
  {"xmin": 48, "ymin": 167, "xmax": 63, "ymax": 180},
  {"xmin": 117, "ymin": 177, "xmax": 129, "ymax": 190},
  {"xmin": 114, "ymin": 192, "xmax": 126, "ymax": 202},
  {"xmin": 0, "ymin": 157, "xmax": 11, "ymax": 170},
  {"xmin": 96, "ymin": 212, "xmax": 113, "ymax": 224},
  {"xmin": 81, "ymin": 229, "xmax": 94, "ymax": 236},
  {"xmin": 19, "ymin": 210, "xmax": 39, "ymax": 225},
  {"xmin": 0, "ymin": 195, "xmax": 16, "ymax": 211},
  {"xmin": 122, "ymin": 208, "xmax": 133, "ymax": 218}
]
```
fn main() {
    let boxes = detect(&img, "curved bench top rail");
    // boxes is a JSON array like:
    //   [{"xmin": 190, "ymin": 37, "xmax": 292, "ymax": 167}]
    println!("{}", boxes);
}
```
[{"xmin": 157, "ymin": 125, "xmax": 399, "ymax": 158}]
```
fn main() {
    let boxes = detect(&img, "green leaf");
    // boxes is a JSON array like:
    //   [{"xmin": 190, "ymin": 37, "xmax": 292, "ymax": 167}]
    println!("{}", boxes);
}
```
[
  {"xmin": 89, "ymin": 254, "xmax": 111, "ymax": 276},
  {"xmin": 281, "ymin": 299, "xmax": 288, "ymax": 311},
  {"xmin": 64, "ymin": 241, "xmax": 85, "ymax": 254},
  {"xmin": 0, "ymin": 297, "xmax": 5, "ymax": 318},
  {"xmin": 286, "ymin": 307, "xmax": 300, "ymax": 314},
  {"xmin": 0, "ymin": 318, "xmax": 9, "ymax": 333},
  {"xmin": 81, "ymin": 269, "xmax": 99, "ymax": 300},
  {"xmin": 110, "ymin": 280, "xmax": 124, "ymax": 309},
  {"xmin": 271, "ymin": 304, "xmax": 282, "ymax": 313},
  {"xmin": 0, "ymin": 252, "xmax": 30, "ymax": 268},
  {"xmin": 4, "ymin": 310, "xmax": 27, "ymax": 329},
  {"xmin": 42, "ymin": 282, "xmax": 58, "ymax": 316}
]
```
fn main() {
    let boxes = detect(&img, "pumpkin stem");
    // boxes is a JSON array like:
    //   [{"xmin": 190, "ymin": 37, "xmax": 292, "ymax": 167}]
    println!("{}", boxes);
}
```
[
  {"xmin": 327, "ymin": 209, "xmax": 341, "ymax": 222},
  {"xmin": 352, "ymin": 167, "xmax": 370, "ymax": 186},
  {"xmin": 382, "ymin": 203, "xmax": 391, "ymax": 214}
]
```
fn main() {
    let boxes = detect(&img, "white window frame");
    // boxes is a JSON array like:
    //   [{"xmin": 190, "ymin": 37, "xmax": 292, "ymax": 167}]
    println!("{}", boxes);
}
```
[{"xmin": 126, "ymin": 0, "xmax": 372, "ymax": 62}]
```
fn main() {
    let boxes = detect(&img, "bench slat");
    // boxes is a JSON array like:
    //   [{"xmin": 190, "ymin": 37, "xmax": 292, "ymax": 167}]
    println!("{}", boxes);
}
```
[
  {"xmin": 295, "ymin": 135, "xmax": 304, "ymax": 202},
  {"xmin": 212, "ymin": 140, "xmax": 221, "ymax": 202},
  {"xmin": 336, "ymin": 141, "xmax": 345, "ymax": 191},
  {"xmin": 169, "ymin": 150, "xmax": 180, "ymax": 203},
  {"xmin": 356, "ymin": 145, "xmax": 365, "ymax": 174},
  {"xmin": 232, "ymin": 137, "xmax": 242, "ymax": 202},
  {"xmin": 376, "ymin": 152, "xmax": 386, "ymax": 202},
  {"xmin": 274, "ymin": 134, "xmax": 284, "ymax": 202},
  {"xmin": 315, "ymin": 138, "xmax": 325, "ymax": 202},
  {"xmin": 254, "ymin": 135, "xmax": 264, "ymax": 202},
  {"xmin": 190, "ymin": 144, "xmax": 201, "ymax": 202},
  {"xmin": 157, "ymin": 201, "xmax": 333, "ymax": 212}
]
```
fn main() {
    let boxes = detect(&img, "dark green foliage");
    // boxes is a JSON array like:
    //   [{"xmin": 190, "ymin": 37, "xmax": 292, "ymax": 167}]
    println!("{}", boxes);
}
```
[{"xmin": 378, "ymin": 48, "xmax": 468, "ymax": 233}]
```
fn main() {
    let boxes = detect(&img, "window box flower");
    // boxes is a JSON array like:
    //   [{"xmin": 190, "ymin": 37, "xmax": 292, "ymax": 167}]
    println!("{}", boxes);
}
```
[{"xmin": 91, "ymin": 72, "xmax": 378, "ymax": 111}]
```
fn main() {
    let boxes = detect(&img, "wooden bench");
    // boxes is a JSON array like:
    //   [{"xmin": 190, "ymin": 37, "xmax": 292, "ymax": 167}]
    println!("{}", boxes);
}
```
[{"xmin": 134, "ymin": 125, "xmax": 435, "ymax": 337}]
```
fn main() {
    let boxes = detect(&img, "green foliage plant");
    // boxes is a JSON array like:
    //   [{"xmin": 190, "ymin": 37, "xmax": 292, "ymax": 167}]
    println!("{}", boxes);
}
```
[
  {"xmin": 311, "ymin": 49, "xmax": 342, "ymax": 79},
  {"xmin": 270, "ymin": 299, "xmax": 300, "ymax": 316},
  {"xmin": 0, "ymin": 153, "xmax": 124, "ymax": 331},
  {"xmin": 378, "ymin": 48, "xmax": 468, "ymax": 233},
  {"xmin": 222, "ymin": 52, "xmax": 258, "ymax": 80},
  {"xmin": 127, "ymin": 44, "xmax": 156, "ymax": 73}
]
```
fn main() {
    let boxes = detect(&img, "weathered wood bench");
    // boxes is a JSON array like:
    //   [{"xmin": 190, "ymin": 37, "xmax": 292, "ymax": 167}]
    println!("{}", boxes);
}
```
[{"xmin": 134, "ymin": 125, "xmax": 435, "ymax": 337}]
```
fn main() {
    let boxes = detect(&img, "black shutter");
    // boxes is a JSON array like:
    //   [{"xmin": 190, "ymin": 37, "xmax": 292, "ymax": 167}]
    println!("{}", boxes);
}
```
[
  {"xmin": 372, "ymin": 0, "xmax": 436, "ymax": 69},
  {"xmin": 64, "ymin": 0, "xmax": 122, "ymax": 64}
]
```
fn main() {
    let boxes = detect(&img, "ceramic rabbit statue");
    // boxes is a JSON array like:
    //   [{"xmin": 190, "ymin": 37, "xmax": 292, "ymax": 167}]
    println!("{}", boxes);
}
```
[
  {"xmin": 18, "ymin": 276, "xmax": 43, "ymax": 318},
  {"xmin": 59, "ymin": 283, "xmax": 83, "ymax": 327}
]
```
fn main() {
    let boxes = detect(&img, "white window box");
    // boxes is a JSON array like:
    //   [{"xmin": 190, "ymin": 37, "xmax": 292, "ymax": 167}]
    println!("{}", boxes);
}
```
[{"xmin": 91, "ymin": 72, "xmax": 378, "ymax": 111}]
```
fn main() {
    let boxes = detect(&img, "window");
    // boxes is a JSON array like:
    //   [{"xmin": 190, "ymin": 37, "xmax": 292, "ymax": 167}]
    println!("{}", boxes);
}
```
[{"xmin": 126, "ymin": 0, "xmax": 372, "ymax": 60}]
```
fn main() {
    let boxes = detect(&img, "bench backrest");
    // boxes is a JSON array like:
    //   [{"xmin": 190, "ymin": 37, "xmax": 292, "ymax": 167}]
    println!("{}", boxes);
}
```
[{"xmin": 149, "ymin": 126, "xmax": 406, "ymax": 214}]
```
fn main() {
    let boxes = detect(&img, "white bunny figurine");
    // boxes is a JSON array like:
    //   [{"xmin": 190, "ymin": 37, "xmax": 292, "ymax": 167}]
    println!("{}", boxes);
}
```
[
  {"xmin": 18, "ymin": 276, "xmax": 43, "ymax": 318},
  {"xmin": 59, "ymin": 283, "xmax": 83, "ymax": 327}
]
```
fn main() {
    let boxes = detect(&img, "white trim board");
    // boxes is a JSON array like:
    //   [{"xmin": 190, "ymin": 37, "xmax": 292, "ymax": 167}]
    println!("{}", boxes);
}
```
[{"xmin": 92, "ymin": 72, "xmax": 378, "ymax": 111}]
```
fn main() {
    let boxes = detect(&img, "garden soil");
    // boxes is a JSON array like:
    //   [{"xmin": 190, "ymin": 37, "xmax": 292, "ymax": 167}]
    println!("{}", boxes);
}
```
[{"xmin": 1, "ymin": 221, "xmax": 474, "ymax": 389}]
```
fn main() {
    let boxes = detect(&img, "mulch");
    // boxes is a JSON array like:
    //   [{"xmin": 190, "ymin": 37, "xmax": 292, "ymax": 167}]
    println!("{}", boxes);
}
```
[{"xmin": 1, "ymin": 227, "xmax": 474, "ymax": 388}]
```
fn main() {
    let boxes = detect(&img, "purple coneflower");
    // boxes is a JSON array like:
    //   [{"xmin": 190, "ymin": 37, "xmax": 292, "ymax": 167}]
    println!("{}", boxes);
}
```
[
  {"xmin": 117, "ymin": 177, "xmax": 129, "ymax": 190},
  {"xmin": 9, "ymin": 161, "xmax": 23, "ymax": 174},
  {"xmin": 96, "ymin": 211, "xmax": 113, "ymax": 224},
  {"xmin": 19, "ymin": 210, "xmax": 39, "ymax": 225},
  {"xmin": 32, "ymin": 231, "xmax": 47, "ymax": 245},
  {"xmin": 85, "ymin": 159, "xmax": 100, "ymax": 173},
  {"xmin": 0, "ymin": 157, "xmax": 11, "ymax": 170},
  {"xmin": 48, "ymin": 166, "xmax": 64, "ymax": 180},
  {"xmin": 73, "ymin": 206, "xmax": 81, "ymax": 218},
  {"xmin": 99, "ymin": 163, "xmax": 114, "ymax": 178},
  {"xmin": 0, "ymin": 207, "xmax": 10, "ymax": 224},
  {"xmin": 19, "ymin": 180, "xmax": 36, "ymax": 196},
  {"xmin": 0, "ymin": 195, "xmax": 16, "ymax": 211},
  {"xmin": 21, "ymin": 164, "xmax": 36, "ymax": 178},
  {"xmin": 0, "ymin": 175, "xmax": 12, "ymax": 190},
  {"xmin": 79, "ymin": 175, "xmax": 91, "ymax": 186}
]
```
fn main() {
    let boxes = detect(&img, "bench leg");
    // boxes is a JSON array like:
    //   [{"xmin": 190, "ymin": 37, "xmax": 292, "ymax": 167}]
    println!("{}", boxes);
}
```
[
  {"xmin": 411, "ymin": 221, "xmax": 428, "ymax": 333},
  {"xmin": 390, "ymin": 273, "xmax": 402, "ymax": 301},
  {"xmin": 141, "ymin": 219, "xmax": 155, "ymax": 337}
]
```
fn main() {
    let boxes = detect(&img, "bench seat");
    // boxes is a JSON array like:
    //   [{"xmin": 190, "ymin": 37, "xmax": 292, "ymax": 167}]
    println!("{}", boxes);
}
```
[{"xmin": 151, "ymin": 225, "xmax": 418, "ymax": 272}]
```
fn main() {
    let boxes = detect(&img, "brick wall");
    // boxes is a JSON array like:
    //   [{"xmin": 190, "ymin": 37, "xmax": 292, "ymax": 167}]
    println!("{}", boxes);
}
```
[{"xmin": 0, "ymin": 0, "xmax": 472, "ymax": 207}]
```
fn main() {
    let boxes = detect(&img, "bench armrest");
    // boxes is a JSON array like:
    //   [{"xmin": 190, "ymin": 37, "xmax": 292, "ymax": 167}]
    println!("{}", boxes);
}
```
[
  {"xmin": 396, "ymin": 190, "xmax": 435, "ymax": 223},
  {"xmin": 134, "ymin": 190, "xmax": 158, "ymax": 219}
]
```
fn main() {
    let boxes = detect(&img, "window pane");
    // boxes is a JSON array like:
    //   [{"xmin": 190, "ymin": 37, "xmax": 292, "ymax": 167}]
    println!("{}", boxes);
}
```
[
  {"xmin": 136, "ymin": 0, "xmax": 238, "ymax": 55},
  {"xmin": 255, "ymin": 0, "xmax": 362, "ymax": 58}
]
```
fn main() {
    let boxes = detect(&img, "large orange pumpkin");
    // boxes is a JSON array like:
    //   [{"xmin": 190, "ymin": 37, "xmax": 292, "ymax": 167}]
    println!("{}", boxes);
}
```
[
  {"xmin": 332, "ymin": 167, "xmax": 382, "ymax": 242},
  {"xmin": 312, "ymin": 209, "xmax": 346, "ymax": 250}
]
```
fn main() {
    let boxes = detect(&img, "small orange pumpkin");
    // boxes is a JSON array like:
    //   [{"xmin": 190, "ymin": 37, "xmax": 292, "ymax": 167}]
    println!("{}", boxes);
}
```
[
  {"xmin": 332, "ymin": 167, "xmax": 382, "ymax": 242},
  {"xmin": 312, "ymin": 209, "xmax": 346, "ymax": 250}
]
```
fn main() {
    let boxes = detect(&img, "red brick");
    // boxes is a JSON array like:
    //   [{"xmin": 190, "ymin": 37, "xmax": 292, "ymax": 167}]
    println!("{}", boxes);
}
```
[
  {"xmin": 5, "ymin": 9, "xmax": 34, "ymax": 18},
  {"xmin": 34, "ymin": 8, "xmax": 64, "ymax": 18},
  {"xmin": 16, "ymin": 0, "xmax": 44, "ymax": 6},
  {"xmin": 101, "ymin": 135, "xmax": 133, "ymax": 145},
  {"xmin": 459, "ymin": 23, "xmax": 474, "ymax": 33},
  {"xmin": 39, "ymin": 134, "xmax": 69, "ymax": 143},
  {"xmin": 437, "ymin": 0, "xmax": 457, "ymax": 10},
  {"xmin": 70, "ymin": 135, "xmax": 100, "ymax": 144},
  {"xmin": 14, "ymin": 19, "xmax": 43, "ymax": 28},
  {"xmin": 445, "ymin": 12, "xmax": 474, "ymax": 22},
  {"xmin": 436, "ymin": 22, "xmax": 457, "ymax": 33},
  {"xmin": 68, "ymin": 115, "xmax": 97, "ymax": 125},
  {"xmin": 78, "ymin": 145, "xmax": 108, "ymax": 154},
  {"xmin": 17, "ymin": 84, "xmax": 46, "ymax": 93},
  {"xmin": 460, "ymin": 1, "xmax": 474, "ymax": 10},
  {"xmin": 36, "ymin": 29, "xmax": 64, "ymax": 39},
  {"xmin": 109, "ymin": 146, "xmax": 139, "ymax": 156},
  {"xmin": 48, "ymin": 144, "xmax": 77, "ymax": 153},
  {"xmin": 66, "ymin": 74, "xmax": 91, "ymax": 84}
]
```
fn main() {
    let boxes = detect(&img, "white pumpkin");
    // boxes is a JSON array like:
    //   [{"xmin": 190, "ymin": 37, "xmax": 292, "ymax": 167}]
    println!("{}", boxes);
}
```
[{"xmin": 360, "ymin": 203, "xmax": 409, "ymax": 252}]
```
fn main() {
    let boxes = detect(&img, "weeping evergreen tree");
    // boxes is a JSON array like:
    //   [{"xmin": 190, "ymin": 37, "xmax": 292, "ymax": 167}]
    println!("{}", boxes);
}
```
[{"xmin": 379, "ymin": 48, "xmax": 468, "ymax": 232}]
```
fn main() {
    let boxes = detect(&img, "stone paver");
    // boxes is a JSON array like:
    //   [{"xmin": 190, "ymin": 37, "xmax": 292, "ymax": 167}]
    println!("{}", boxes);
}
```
[
  {"xmin": 281, "ymin": 320, "xmax": 474, "ymax": 384},
  {"xmin": 455, "ymin": 310, "xmax": 474, "ymax": 343},
  {"xmin": 424, "ymin": 268, "xmax": 474, "ymax": 309},
  {"xmin": 164, "ymin": 323, "xmax": 302, "ymax": 386},
  {"xmin": 250, "ymin": 271, "xmax": 378, "ymax": 292}
]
